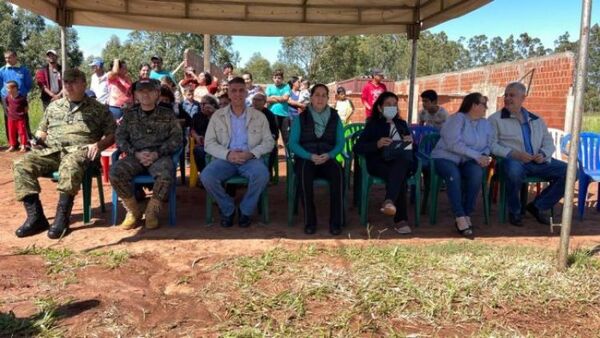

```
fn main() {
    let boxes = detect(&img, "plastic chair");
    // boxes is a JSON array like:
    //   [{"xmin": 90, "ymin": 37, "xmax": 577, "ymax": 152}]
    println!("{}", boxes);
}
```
[
  {"xmin": 286, "ymin": 146, "xmax": 347, "ymax": 227},
  {"xmin": 409, "ymin": 125, "xmax": 438, "ymax": 206},
  {"xmin": 111, "ymin": 148, "xmax": 182, "ymax": 226},
  {"xmin": 341, "ymin": 127, "xmax": 364, "ymax": 191},
  {"xmin": 494, "ymin": 157, "xmax": 552, "ymax": 223},
  {"xmin": 418, "ymin": 134, "xmax": 491, "ymax": 225},
  {"xmin": 409, "ymin": 125, "xmax": 438, "ymax": 148},
  {"xmin": 548, "ymin": 128, "xmax": 566, "ymax": 160},
  {"xmin": 355, "ymin": 152, "xmax": 421, "ymax": 227},
  {"xmin": 562, "ymin": 132, "xmax": 600, "ymax": 219},
  {"xmin": 46, "ymin": 164, "xmax": 105, "ymax": 224},
  {"xmin": 204, "ymin": 155, "xmax": 270, "ymax": 224},
  {"xmin": 189, "ymin": 136, "xmax": 199, "ymax": 187}
]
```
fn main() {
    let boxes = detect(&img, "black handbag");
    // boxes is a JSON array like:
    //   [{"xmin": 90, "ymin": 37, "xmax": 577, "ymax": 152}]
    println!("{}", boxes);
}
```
[{"xmin": 382, "ymin": 140, "xmax": 412, "ymax": 161}]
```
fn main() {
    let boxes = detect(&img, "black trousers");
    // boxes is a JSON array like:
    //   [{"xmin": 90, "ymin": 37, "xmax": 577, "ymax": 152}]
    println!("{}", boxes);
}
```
[
  {"xmin": 366, "ymin": 155, "xmax": 412, "ymax": 222},
  {"xmin": 275, "ymin": 115, "xmax": 290, "ymax": 143},
  {"xmin": 295, "ymin": 158, "xmax": 344, "ymax": 227}
]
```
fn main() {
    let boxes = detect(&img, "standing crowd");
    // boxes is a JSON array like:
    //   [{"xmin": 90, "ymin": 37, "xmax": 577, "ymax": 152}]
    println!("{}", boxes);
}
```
[{"xmin": 0, "ymin": 49, "xmax": 571, "ymax": 240}]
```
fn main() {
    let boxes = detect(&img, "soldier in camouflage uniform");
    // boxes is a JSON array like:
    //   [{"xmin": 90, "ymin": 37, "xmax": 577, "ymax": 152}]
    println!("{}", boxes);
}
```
[
  {"xmin": 13, "ymin": 69, "xmax": 116, "ymax": 239},
  {"xmin": 109, "ymin": 79, "xmax": 182, "ymax": 229}
]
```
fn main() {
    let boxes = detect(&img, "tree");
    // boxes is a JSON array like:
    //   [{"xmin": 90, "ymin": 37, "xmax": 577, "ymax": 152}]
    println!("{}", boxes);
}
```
[
  {"xmin": 242, "ymin": 53, "xmax": 272, "ymax": 84},
  {"xmin": 467, "ymin": 34, "xmax": 490, "ymax": 66},
  {"xmin": 554, "ymin": 32, "xmax": 577, "ymax": 53}
]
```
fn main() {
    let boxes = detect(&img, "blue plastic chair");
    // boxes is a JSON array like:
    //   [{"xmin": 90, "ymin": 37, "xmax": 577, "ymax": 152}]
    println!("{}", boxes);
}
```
[
  {"xmin": 111, "ymin": 148, "xmax": 182, "ymax": 226},
  {"xmin": 562, "ymin": 132, "xmax": 600, "ymax": 219},
  {"xmin": 410, "ymin": 125, "xmax": 438, "ymax": 149},
  {"xmin": 409, "ymin": 125, "xmax": 439, "ymax": 207}
]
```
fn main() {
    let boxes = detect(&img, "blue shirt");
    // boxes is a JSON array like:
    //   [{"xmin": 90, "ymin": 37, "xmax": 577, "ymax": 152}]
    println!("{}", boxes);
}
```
[
  {"xmin": 229, "ymin": 108, "xmax": 249, "ymax": 151},
  {"xmin": 520, "ymin": 108, "xmax": 534, "ymax": 155},
  {"xmin": 288, "ymin": 90, "xmax": 300, "ymax": 118},
  {"xmin": 431, "ymin": 112, "xmax": 492, "ymax": 164},
  {"xmin": 0, "ymin": 64, "xmax": 32, "ymax": 98}
]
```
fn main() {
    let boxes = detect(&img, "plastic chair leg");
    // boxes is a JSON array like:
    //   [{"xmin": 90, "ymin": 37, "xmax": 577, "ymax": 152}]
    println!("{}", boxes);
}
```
[
  {"xmin": 101, "ymin": 155, "xmax": 110, "ymax": 183},
  {"xmin": 498, "ymin": 179, "xmax": 506, "ymax": 223},
  {"xmin": 359, "ymin": 179, "xmax": 370, "ymax": 226},
  {"xmin": 414, "ymin": 175, "xmax": 421, "ymax": 227},
  {"xmin": 96, "ymin": 174, "xmax": 106, "ymax": 213},
  {"xmin": 111, "ymin": 189, "xmax": 119, "ymax": 225},
  {"xmin": 82, "ymin": 172, "xmax": 92, "ymax": 224},
  {"xmin": 429, "ymin": 173, "xmax": 440, "ymax": 225},
  {"xmin": 261, "ymin": 191, "xmax": 269, "ymax": 224},
  {"xmin": 578, "ymin": 174, "xmax": 590, "ymax": 220},
  {"xmin": 482, "ymin": 175, "xmax": 490, "ymax": 225},
  {"xmin": 206, "ymin": 194, "xmax": 213, "ymax": 225}
]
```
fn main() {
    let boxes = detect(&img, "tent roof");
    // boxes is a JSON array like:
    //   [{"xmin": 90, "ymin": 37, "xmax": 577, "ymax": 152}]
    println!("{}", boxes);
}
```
[{"xmin": 9, "ymin": 0, "xmax": 490, "ymax": 36}]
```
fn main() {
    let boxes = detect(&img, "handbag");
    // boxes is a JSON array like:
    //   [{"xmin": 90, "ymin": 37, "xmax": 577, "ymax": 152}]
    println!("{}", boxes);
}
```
[{"xmin": 382, "ymin": 140, "xmax": 412, "ymax": 161}]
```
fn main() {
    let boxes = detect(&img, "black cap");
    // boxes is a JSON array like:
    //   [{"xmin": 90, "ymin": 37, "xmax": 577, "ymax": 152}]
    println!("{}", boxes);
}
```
[
  {"xmin": 63, "ymin": 68, "xmax": 86, "ymax": 82},
  {"xmin": 370, "ymin": 68, "xmax": 384, "ymax": 76},
  {"xmin": 151, "ymin": 55, "xmax": 162, "ymax": 62},
  {"xmin": 133, "ymin": 79, "xmax": 161, "ymax": 92}
]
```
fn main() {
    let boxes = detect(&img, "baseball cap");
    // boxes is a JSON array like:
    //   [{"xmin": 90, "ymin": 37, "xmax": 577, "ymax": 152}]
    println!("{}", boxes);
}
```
[
  {"xmin": 63, "ymin": 68, "xmax": 86, "ymax": 82},
  {"xmin": 133, "ymin": 79, "xmax": 161, "ymax": 92},
  {"xmin": 88, "ymin": 58, "xmax": 104, "ymax": 68},
  {"xmin": 46, "ymin": 49, "xmax": 57, "ymax": 56},
  {"xmin": 150, "ymin": 55, "xmax": 163, "ymax": 62}
]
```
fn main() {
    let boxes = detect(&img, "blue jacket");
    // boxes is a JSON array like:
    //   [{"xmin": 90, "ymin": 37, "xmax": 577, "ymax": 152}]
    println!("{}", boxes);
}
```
[{"xmin": 0, "ymin": 64, "xmax": 33, "ymax": 98}]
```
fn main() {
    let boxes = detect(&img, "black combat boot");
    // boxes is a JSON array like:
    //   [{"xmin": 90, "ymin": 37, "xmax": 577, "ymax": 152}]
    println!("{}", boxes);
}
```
[
  {"xmin": 47, "ymin": 193, "xmax": 75, "ymax": 239},
  {"xmin": 15, "ymin": 194, "xmax": 50, "ymax": 238}
]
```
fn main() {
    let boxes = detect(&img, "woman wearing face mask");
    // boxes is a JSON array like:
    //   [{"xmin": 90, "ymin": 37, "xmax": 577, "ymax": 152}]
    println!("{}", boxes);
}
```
[
  {"xmin": 354, "ymin": 91, "xmax": 414, "ymax": 234},
  {"xmin": 288, "ymin": 84, "xmax": 345, "ymax": 236},
  {"xmin": 431, "ymin": 92, "xmax": 492, "ymax": 238}
]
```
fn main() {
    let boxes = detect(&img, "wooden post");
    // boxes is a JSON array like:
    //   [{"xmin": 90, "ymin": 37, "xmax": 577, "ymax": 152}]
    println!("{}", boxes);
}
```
[{"xmin": 203, "ymin": 34, "xmax": 211, "ymax": 72}]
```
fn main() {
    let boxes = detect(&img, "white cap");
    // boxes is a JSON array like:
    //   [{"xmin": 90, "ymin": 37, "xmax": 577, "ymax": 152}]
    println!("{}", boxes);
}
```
[{"xmin": 46, "ymin": 49, "xmax": 58, "ymax": 56}]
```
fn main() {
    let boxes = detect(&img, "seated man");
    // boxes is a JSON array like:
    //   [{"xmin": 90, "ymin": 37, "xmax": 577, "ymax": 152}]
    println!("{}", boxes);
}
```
[
  {"xmin": 418, "ymin": 89, "xmax": 449, "ymax": 130},
  {"xmin": 201, "ymin": 77, "xmax": 274, "ymax": 228},
  {"xmin": 13, "ymin": 69, "xmax": 116, "ymax": 239},
  {"xmin": 109, "ymin": 79, "xmax": 182, "ymax": 230},
  {"xmin": 489, "ymin": 82, "xmax": 570, "ymax": 226}
]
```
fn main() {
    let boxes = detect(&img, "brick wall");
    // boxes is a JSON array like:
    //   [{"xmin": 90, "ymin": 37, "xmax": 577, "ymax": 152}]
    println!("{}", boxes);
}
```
[{"xmin": 329, "ymin": 52, "xmax": 575, "ymax": 129}]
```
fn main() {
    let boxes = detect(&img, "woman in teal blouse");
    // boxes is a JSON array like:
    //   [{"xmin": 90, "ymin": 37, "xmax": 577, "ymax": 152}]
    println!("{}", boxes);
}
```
[{"xmin": 288, "ymin": 84, "xmax": 345, "ymax": 235}]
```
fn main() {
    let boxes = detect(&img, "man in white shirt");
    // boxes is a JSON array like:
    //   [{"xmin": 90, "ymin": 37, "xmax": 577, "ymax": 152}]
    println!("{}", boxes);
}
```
[{"xmin": 89, "ymin": 58, "xmax": 109, "ymax": 104}]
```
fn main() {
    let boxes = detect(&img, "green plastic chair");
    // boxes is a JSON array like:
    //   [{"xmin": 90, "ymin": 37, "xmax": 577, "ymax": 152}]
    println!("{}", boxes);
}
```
[
  {"xmin": 420, "ymin": 134, "xmax": 491, "ymax": 225},
  {"xmin": 285, "ymin": 146, "xmax": 347, "ymax": 227},
  {"xmin": 46, "ymin": 164, "xmax": 105, "ymax": 224},
  {"xmin": 356, "ymin": 153, "xmax": 422, "ymax": 227},
  {"xmin": 494, "ymin": 157, "xmax": 552, "ymax": 223},
  {"xmin": 204, "ymin": 155, "xmax": 270, "ymax": 224}
]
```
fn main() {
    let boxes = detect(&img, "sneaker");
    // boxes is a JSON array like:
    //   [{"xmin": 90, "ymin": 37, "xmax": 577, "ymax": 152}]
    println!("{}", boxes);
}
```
[
  {"xmin": 380, "ymin": 200, "xmax": 396, "ymax": 216},
  {"xmin": 220, "ymin": 211, "xmax": 234, "ymax": 227}
]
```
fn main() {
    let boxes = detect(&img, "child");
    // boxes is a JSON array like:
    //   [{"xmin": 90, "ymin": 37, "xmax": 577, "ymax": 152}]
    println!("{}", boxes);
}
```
[
  {"xmin": 299, "ymin": 79, "xmax": 311, "ymax": 106},
  {"xmin": 335, "ymin": 86, "xmax": 355, "ymax": 124},
  {"xmin": 179, "ymin": 86, "xmax": 201, "ymax": 119},
  {"xmin": 418, "ymin": 89, "xmax": 449, "ymax": 130},
  {"xmin": 5, "ymin": 81, "xmax": 29, "ymax": 152},
  {"xmin": 218, "ymin": 93, "xmax": 230, "ymax": 108}
]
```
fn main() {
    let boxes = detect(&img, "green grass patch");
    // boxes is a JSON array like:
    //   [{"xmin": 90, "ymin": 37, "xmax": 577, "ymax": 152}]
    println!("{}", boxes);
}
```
[
  {"xmin": 15, "ymin": 245, "xmax": 130, "ymax": 274},
  {"xmin": 583, "ymin": 114, "xmax": 600, "ymax": 133},
  {"xmin": 0, "ymin": 296, "xmax": 64, "ymax": 337},
  {"xmin": 218, "ymin": 242, "xmax": 600, "ymax": 336}
]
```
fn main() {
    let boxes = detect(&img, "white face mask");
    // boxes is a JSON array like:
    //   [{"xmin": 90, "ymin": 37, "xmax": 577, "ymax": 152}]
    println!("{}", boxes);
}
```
[{"xmin": 382, "ymin": 106, "xmax": 397, "ymax": 120}]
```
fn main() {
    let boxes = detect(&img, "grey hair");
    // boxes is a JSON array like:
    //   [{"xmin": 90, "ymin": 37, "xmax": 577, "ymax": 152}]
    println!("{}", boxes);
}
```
[{"xmin": 505, "ymin": 82, "xmax": 527, "ymax": 95}]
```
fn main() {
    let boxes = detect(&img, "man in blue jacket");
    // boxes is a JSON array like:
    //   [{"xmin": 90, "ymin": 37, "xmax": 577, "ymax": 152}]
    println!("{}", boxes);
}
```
[{"xmin": 1, "ymin": 50, "xmax": 33, "ymax": 141}]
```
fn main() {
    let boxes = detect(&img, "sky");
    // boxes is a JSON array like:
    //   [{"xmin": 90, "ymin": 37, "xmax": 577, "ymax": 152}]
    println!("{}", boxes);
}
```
[{"xmin": 70, "ymin": 0, "xmax": 599, "ymax": 66}]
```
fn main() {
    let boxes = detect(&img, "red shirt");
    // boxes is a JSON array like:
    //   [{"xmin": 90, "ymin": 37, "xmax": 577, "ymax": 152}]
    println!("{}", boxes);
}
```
[
  {"xmin": 6, "ymin": 94, "xmax": 28, "ymax": 120},
  {"xmin": 361, "ymin": 81, "xmax": 387, "ymax": 119}
]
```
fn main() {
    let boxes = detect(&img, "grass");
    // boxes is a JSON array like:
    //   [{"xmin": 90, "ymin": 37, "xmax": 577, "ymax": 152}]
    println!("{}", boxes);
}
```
[
  {"xmin": 583, "ymin": 114, "xmax": 600, "ymax": 133},
  {"xmin": 15, "ymin": 245, "xmax": 130, "ymax": 274},
  {"xmin": 0, "ymin": 296, "xmax": 64, "ymax": 337},
  {"xmin": 215, "ymin": 242, "xmax": 600, "ymax": 336}
]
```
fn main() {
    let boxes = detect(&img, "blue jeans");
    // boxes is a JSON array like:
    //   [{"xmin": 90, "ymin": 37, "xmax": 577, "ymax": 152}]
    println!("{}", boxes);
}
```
[
  {"xmin": 434, "ymin": 158, "xmax": 484, "ymax": 217},
  {"xmin": 200, "ymin": 158, "xmax": 269, "ymax": 217},
  {"xmin": 501, "ymin": 158, "xmax": 569, "ymax": 215},
  {"xmin": 108, "ymin": 105, "xmax": 123, "ymax": 120}
]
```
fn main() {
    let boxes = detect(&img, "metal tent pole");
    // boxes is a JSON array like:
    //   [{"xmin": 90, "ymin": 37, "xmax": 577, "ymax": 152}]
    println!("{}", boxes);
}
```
[
  {"xmin": 407, "ymin": 23, "xmax": 420, "ymax": 124},
  {"xmin": 558, "ymin": 0, "xmax": 593, "ymax": 270},
  {"xmin": 203, "ymin": 34, "xmax": 211, "ymax": 72},
  {"xmin": 60, "ymin": 25, "xmax": 67, "ymax": 75}
]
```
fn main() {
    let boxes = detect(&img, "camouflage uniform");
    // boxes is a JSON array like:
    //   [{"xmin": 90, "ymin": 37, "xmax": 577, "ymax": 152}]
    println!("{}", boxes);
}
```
[
  {"xmin": 13, "ymin": 97, "xmax": 116, "ymax": 201},
  {"xmin": 109, "ymin": 104, "xmax": 182, "ymax": 202}
]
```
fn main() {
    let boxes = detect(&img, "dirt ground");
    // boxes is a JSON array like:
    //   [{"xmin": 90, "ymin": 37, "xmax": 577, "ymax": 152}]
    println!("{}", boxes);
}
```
[{"xmin": 1, "ymin": 149, "xmax": 599, "ymax": 336}]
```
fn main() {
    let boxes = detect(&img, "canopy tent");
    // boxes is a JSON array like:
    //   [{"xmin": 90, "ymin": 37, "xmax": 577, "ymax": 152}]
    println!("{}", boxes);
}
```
[{"xmin": 10, "ymin": 0, "xmax": 490, "ymax": 36}]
